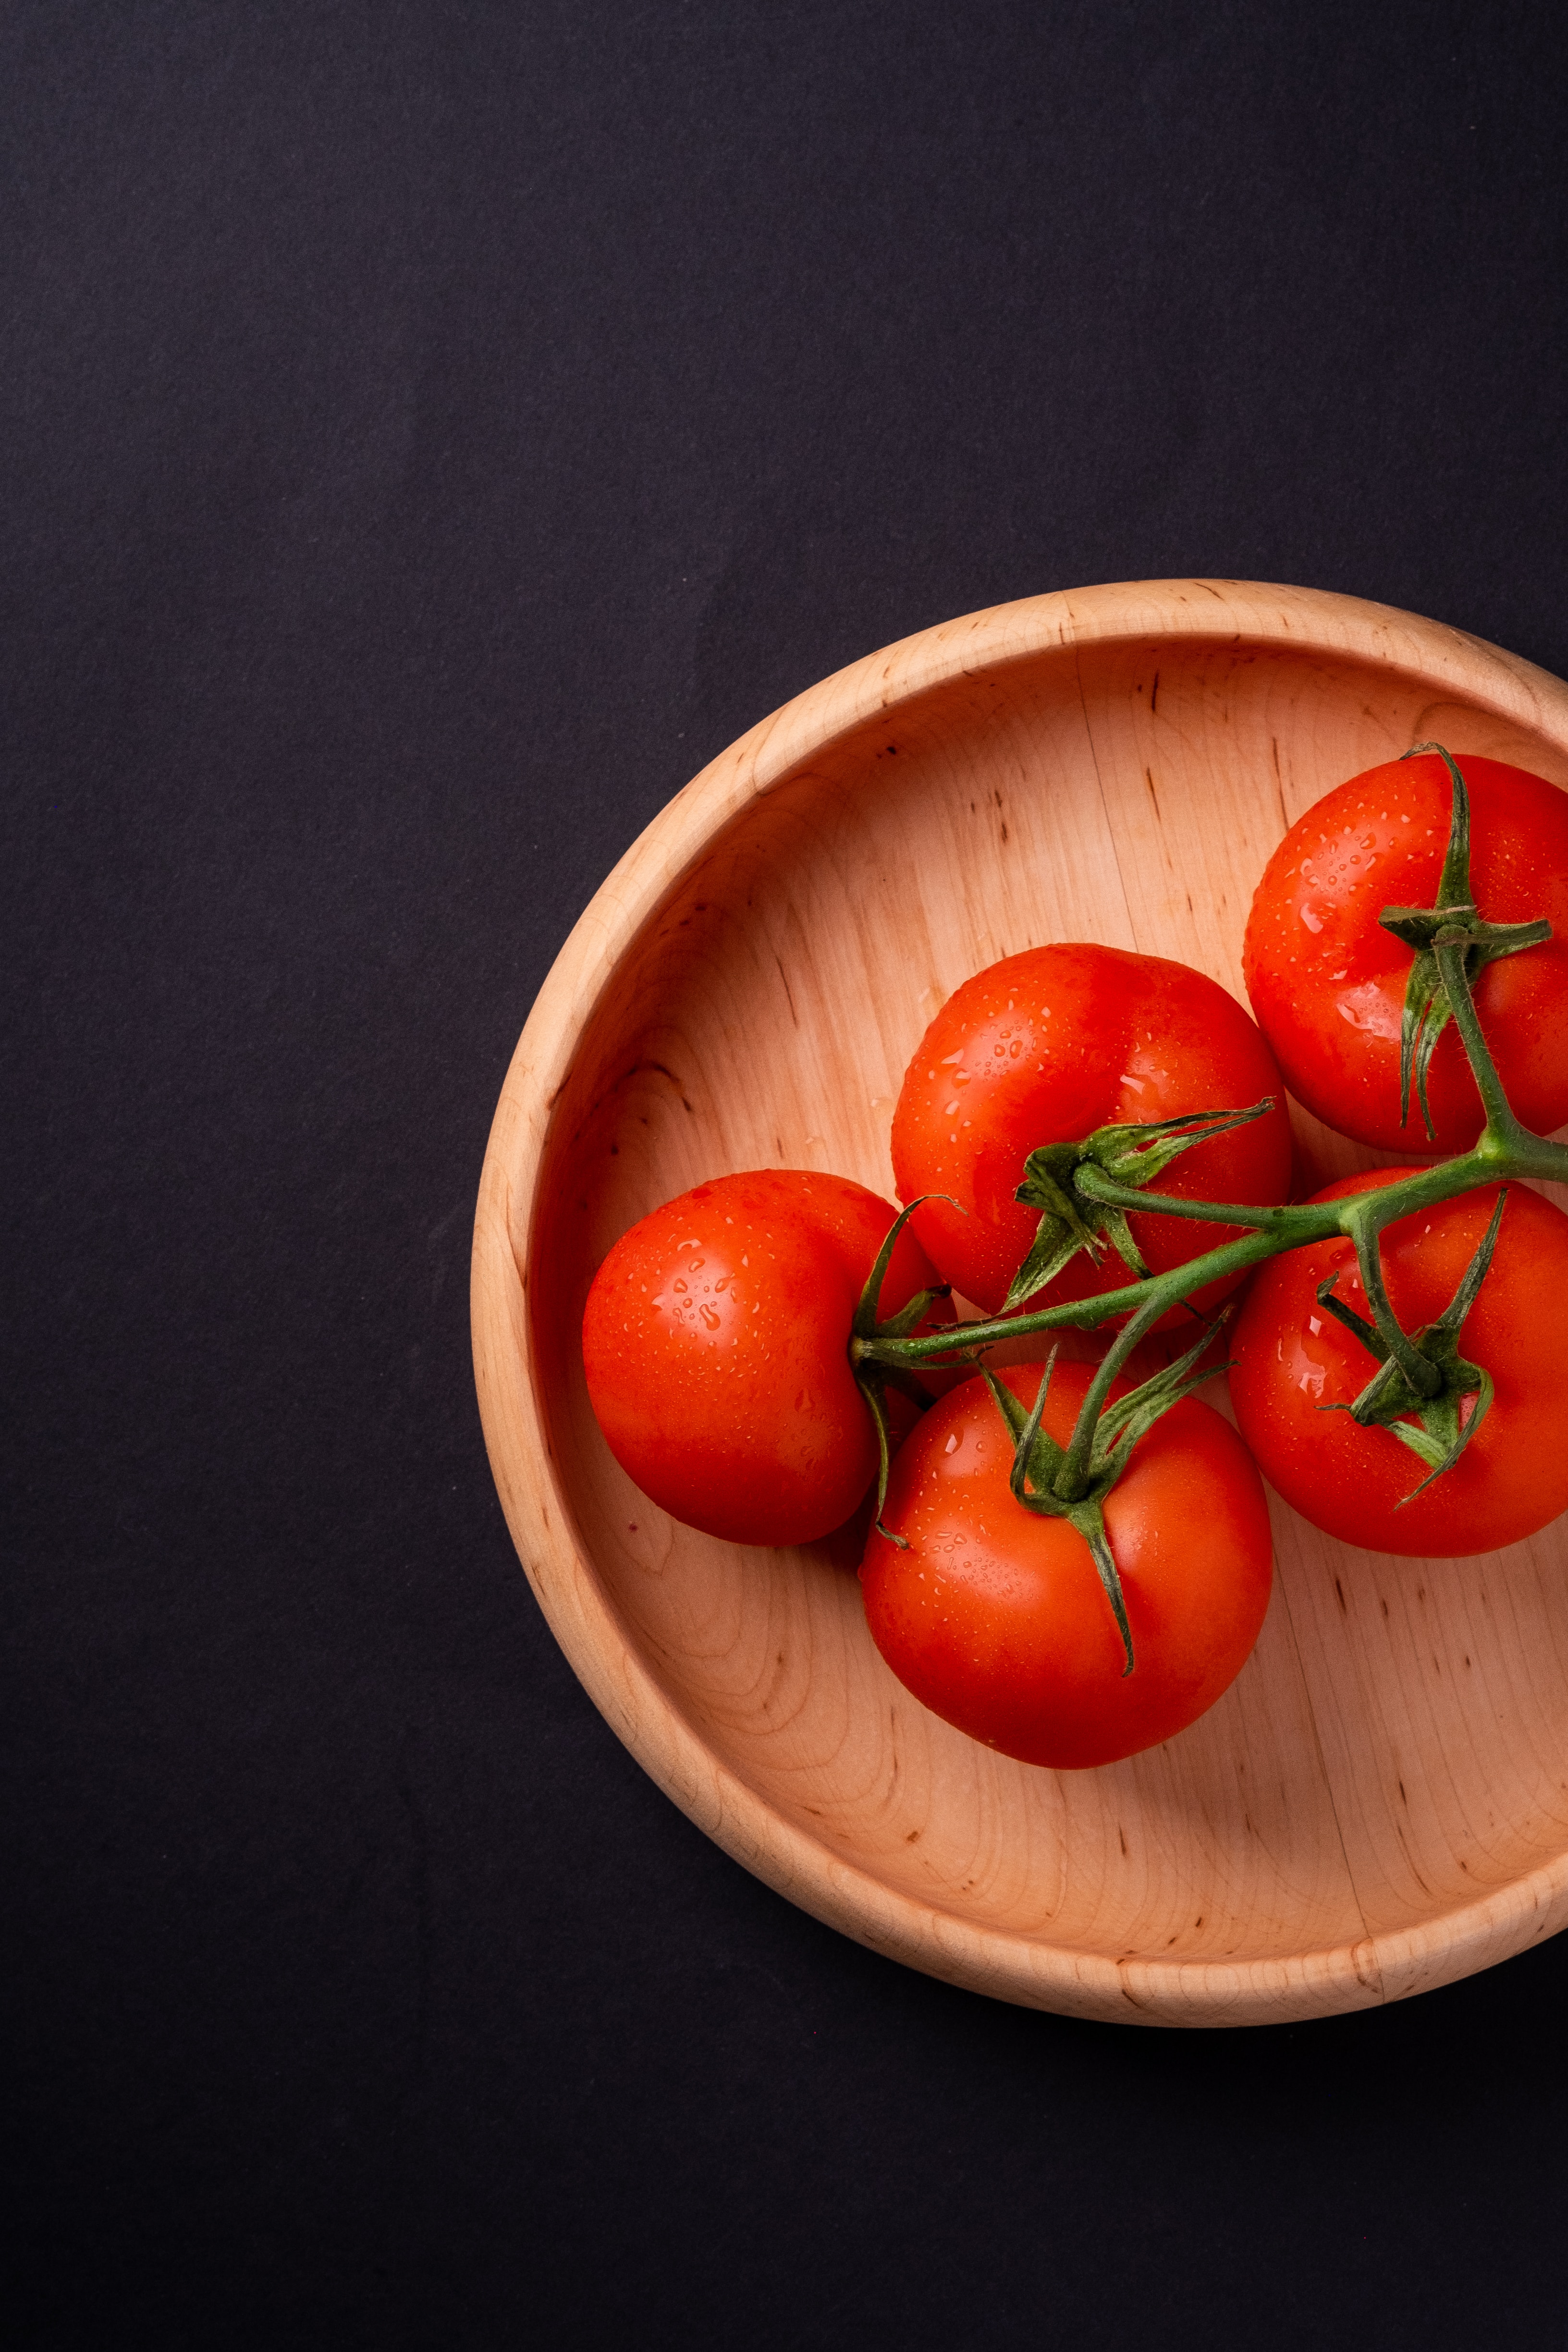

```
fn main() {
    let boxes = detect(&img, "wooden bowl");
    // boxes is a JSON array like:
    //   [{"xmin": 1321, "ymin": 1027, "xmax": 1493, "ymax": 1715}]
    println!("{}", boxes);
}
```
[{"xmin": 472, "ymin": 579, "xmax": 1568, "ymax": 2026}]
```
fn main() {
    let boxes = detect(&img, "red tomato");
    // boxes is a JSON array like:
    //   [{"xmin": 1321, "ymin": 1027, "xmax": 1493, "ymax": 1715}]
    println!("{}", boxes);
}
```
[
  {"xmin": 1242, "ymin": 752, "xmax": 1568, "ymax": 1154},
  {"xmin": 582, "ymin": 1169, "xmax": 954, "ymax": 1547},
  {"xmin": 890, "ymin": 943, "xmax": 1293, "ymax": 1326},
  {"xmin": 1229, "ymin": 1169, "xmax": 1568, "ymax": 1554},
  {"xmin": 860, "ymin": 1360, "xmax": 1273, "ymax": 1769}
]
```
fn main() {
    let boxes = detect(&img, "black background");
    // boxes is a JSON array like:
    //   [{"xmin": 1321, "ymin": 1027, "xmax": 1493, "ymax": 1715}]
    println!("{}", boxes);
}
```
[{"xmin": 6, "ymin": 4, "xmax": 1568, "ymax": 2345}]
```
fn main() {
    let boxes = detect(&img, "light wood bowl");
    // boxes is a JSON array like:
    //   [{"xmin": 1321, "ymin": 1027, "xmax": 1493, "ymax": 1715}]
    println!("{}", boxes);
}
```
[{"xmin": 473, "ymin": 580, "xmax": 1568, "ymax": 2026}]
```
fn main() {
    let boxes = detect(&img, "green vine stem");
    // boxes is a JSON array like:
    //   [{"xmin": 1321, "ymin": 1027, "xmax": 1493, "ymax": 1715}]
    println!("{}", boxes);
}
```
[
  {"xmin": 851, "ymin": 1135, "xmax": 1553, "ymax": 1372},
  {"xmin": 1051, "ymin": 1278, "xmax": 1181, "ymax": 1502},
  {"xmin": 1433, "ymin": 933, "xmax": 1531, "ymax": 1148},
  {"xmin": 854, "ymin": 985, "xmax": 1568, "ymax": 1379},
  {"xmin": 1344, "ymin": 1201, "xmax": 1442, "ymax": 1398}
]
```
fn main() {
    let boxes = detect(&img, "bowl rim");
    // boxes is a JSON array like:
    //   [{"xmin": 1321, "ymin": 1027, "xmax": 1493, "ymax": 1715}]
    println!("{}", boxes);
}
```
[{"xmin": 471, "ymin": 577, "xmax": 1568, "ymax": 2026}]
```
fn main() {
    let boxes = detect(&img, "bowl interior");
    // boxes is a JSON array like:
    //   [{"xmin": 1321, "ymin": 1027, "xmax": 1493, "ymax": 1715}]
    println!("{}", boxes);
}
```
[{"xmin": 521, "ymin": 621, "xmax": 1568, "ymax": 2004}]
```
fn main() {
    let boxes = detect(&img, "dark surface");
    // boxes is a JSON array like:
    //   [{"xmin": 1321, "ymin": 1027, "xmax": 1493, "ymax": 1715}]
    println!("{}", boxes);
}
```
[{"xmin": 5, "ymin": 4, "xmax": 1568, "ymax": 2344}]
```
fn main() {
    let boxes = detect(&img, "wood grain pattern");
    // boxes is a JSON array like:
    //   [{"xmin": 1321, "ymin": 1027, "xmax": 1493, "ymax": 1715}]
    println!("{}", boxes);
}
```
[{"xmin": 472, "ymin": 580, "xmax": 1568, "ymax": 2025}]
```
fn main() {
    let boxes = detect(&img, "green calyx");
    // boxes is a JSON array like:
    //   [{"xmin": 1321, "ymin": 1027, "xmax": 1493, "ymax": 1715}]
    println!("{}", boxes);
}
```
[
  {"xmin": 1383, "ymin": 744, "xmax": 1552, "ymax": 1140},
  {"xmin": 1315, "ymin": 1191, "xmax": 1505, "ymax": 1504},
  {"xmin": 980, "ymin": 1317, "xmax": 1230, "ymax": 1674},
  {"xmin": 1004, "ymin": 1099, "xmax": 1275, "ymax": 1311}
]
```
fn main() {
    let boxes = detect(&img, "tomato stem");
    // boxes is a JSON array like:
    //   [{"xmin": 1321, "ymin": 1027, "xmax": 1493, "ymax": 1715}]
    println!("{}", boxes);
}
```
[
  {"xmin": 1432, "ymin": 935, "xmax": 1529, "ymax": 1149},
  {"xmin": 852, "ymin": 1127, "xmax": 1568, "ymax": 1375},
  {"xmin": 1052, "ymin": 1282, "xmax": 1174, "ymax": 1502},
  {"xmin": 1340, "ymin": 1202, "xmax": 1443, "ymax": 1399}
]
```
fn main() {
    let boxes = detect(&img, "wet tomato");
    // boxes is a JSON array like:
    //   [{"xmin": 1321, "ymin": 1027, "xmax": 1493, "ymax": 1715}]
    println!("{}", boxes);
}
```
[
  {"xmin": 1229, "ymin": 1169, "xmax": 1568, "ymax": 1554},
  {"xmin": 860, "ymin": 1359, "xmax": 1273, "ymax": 1769},
  {"xmin": 890, "ymin": 943, "xmax": 1292, "ymax": 1326},
  {"xmin": 581, "ymin": 1168, "xmax": 953, "ymax": 1547},
  {"xmin": 1243, "ymin": 751, "xmax": 1568, "ymax": 1154}
]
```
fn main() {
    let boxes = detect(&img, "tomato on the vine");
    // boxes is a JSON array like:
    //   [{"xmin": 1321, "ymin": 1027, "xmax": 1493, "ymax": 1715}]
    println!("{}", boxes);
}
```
[
  {"xmin": 1243, "ymin": 751, "xmax": 1568, "ymax": 1154},
  {"xmin": 890, "ymin": 943, "xmax": 1293, "ymax": 1327},
  {"xmin": 1229, "ymin": 1168, "xmax": 1568, "ymax": 1555},
  {"xmin": 860, "ymin": 1359, "xmax": 1273, "ymax": 1769},
  {"xmin": 582, "ymin": 1168, "xmax": 953, "ymax": 1547}
]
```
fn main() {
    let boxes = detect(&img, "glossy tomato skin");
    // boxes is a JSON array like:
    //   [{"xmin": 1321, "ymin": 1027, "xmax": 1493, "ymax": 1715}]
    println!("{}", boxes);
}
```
[
  {"xmin": 582, "ymin": 1168, "xmax": 953, "ymax": 1547},
  {"xmin": 1243, "ymin": 753, "xmax": 1568, "ymax": 1154},
  {"xmin": 890, "ymin": 943, "xmax": 1293, "ymax": 1326},
  {"xmin": 860, "ymin": 1360, "xmax": 1273, "ymax": 1769},
  {"xmin": 1229, "ymin": 1169, "xmax": 1568, "ymax": 1555}
]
